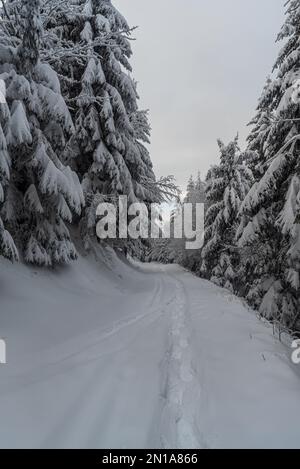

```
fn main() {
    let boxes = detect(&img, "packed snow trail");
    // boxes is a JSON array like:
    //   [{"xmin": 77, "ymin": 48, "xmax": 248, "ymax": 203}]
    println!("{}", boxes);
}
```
[
  {"xmin": 0, "ymin": 253, "xmax": 300, "ymax": 448},
  {"xmin": 159, "ymin": 271, "xmax": 204, "ymax": 449}
]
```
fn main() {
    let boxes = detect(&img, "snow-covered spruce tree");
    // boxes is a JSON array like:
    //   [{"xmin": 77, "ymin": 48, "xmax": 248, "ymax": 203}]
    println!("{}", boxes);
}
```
[
  {"xmin": 194, "ymin": 172, "xmax": 207, "ymax": 206},
  {"xmin": 184, "ymin": 172, "xmax": 206, "ymax": 206},
  {"xmin": 41, "ymin": 0, "xmax": 157, "ymax": 249},
  {"xmin": 231, "ymin": 78, "xmax": 277, "ymax": 299},
  {"xmin": 177, "ymin": 172, "xmax": 207, "ymax": 271},
  {"xmin": 200, "ymin": 138, "xmax": 254, "ymax": 291},
  {"xmin": 0, "ymin": 99, "xmax": 18, "ymax": 261},
  {"xmin": 0, "ymin": 0, "xmax": 84, "ymax": 265},
  {"xmin": 237, "ymin": 0, "xmax": 300, "ymax": 329},
  {"xmin": 247, "ymin": 77, "xmax": 275, "ymax": 163},
  {"xmin": 185, "ymin": 175, "xmax": 195, "ymax": 203}
]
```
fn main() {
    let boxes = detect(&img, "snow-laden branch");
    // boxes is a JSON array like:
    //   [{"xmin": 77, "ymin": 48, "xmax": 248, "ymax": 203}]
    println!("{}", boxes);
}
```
[
  {"xmin": 265, "ymin": 133, "xmax": 300, "ymax": 164},
  {"xmin": 140, "ymin": 176, "xmax": 181, "ymax": 203}
]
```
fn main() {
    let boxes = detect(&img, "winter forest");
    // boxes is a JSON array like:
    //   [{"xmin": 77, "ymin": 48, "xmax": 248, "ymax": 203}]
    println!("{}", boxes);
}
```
[{"xmin": 1, "ymin": 0, "xmax": 300, "ymax": 451}]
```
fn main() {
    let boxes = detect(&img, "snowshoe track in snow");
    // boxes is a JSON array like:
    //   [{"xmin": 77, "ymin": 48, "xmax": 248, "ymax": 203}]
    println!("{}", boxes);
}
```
[{"xmin": 160, "ymin": 272, "xmax": 205, "ymax": 449}]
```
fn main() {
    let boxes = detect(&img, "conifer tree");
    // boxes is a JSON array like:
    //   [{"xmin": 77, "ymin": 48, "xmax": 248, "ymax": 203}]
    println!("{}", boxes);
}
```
[
  {"xmin": 238, "ymin": 0, "xmax": 300, "ymax": 329},
  {"xmin": 0, "ymin": 96, "xmax": 18, "ymax": 261},
  {"xmin": 0, "ymin": 0, "xmax": 84, "ymax": 265},
  {"xmin": 201, "ymin": 138, "xmax": 254, "ymax": 291},
  {"xmin": 41, "ymin": 0, "xmax": 156, "ymax": 248},
  {"xmin": 194, "ymin": 172, "xmax": 206, "ymax": 205},
  {"xmin": 185, "ymin": 176, "xmax": 195, "ymax": 203},
  {"xmin": 247, "ymin": 78, "xmax": 274, "ymax": 161}
]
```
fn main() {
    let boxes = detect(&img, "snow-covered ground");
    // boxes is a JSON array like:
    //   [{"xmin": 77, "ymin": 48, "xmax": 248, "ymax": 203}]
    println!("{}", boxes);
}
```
[{"xmin": 0, "ymin": 249, "xmax": 300, "ymax": 449}]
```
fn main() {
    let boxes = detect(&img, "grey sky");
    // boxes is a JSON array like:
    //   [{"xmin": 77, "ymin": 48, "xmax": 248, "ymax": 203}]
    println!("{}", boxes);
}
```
[{"xmin": 114, "ymin": 0, "xmax": 284, "ymax": 189}]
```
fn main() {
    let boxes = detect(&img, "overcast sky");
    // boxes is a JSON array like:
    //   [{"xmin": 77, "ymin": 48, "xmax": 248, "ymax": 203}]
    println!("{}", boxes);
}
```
[{"xmin": 114, "ymin": 0, "xmax": 284, "ymax": 189}]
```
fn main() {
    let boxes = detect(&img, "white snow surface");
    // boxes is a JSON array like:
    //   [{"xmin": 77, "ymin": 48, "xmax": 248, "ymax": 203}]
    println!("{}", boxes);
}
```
[{"xmin": 0, "ymin": 248, "xmax": 300, "ymax": 449}]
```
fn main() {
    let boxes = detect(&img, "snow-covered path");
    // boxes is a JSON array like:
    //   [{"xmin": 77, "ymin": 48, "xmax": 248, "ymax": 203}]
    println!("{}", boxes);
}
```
[{"xmin": 0, "ymin": 255, "xmax": 300, "ymax": 449}]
